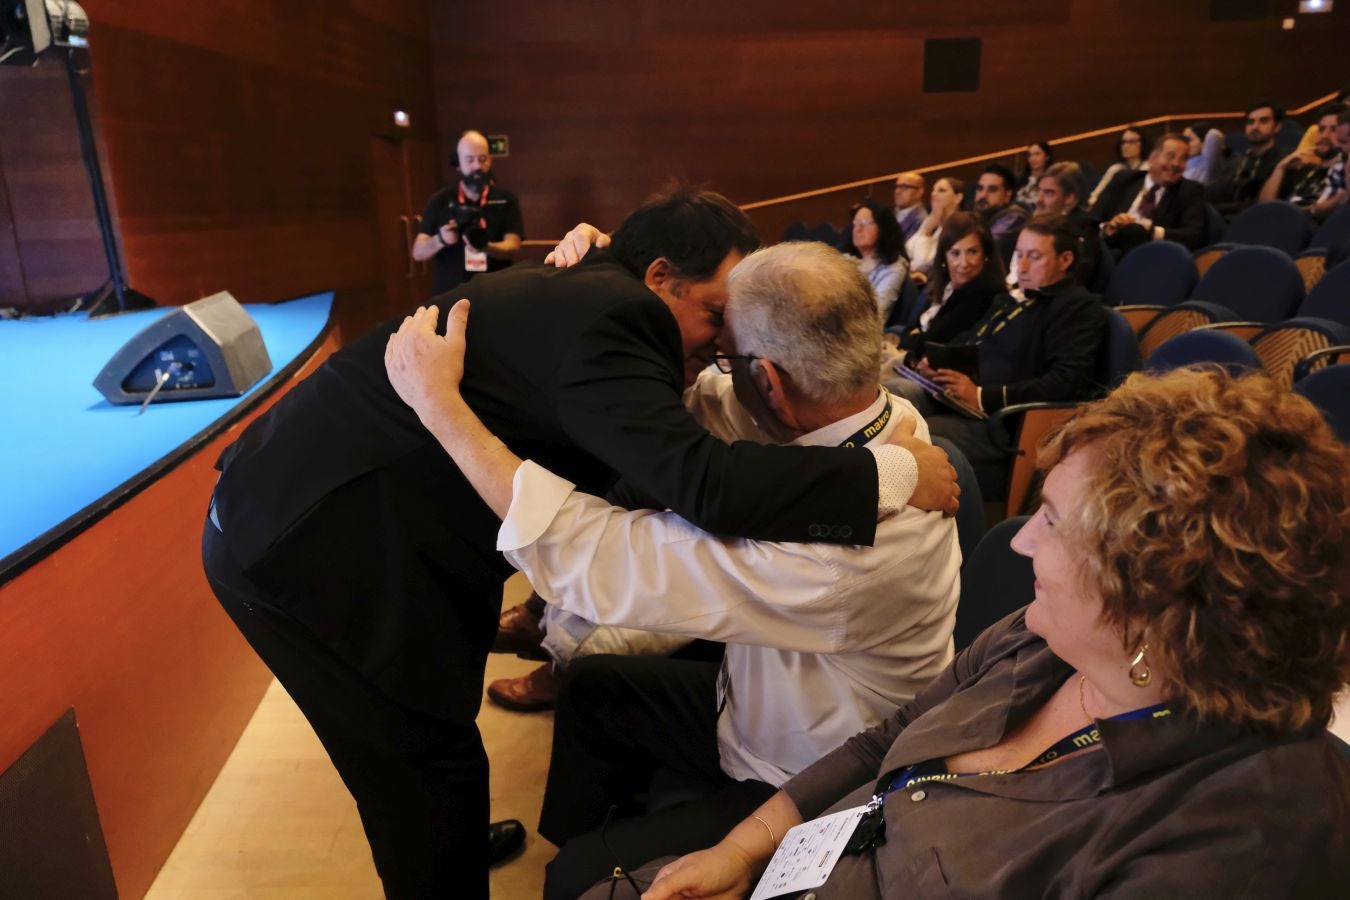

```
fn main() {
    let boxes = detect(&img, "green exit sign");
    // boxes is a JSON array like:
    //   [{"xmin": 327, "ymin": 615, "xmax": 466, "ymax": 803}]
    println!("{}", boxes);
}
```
[{"xmin": 488, "ymin": 135, "xmax": 509, "ymax": 157}]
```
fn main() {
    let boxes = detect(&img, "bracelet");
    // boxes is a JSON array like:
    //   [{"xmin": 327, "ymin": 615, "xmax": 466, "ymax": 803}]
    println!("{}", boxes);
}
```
[{"xmin": 752, "ymin": 815, "xmax": 778, "ymax": 851}]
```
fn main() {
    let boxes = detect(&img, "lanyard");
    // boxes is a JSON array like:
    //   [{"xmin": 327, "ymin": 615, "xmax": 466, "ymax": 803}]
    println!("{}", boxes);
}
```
[
  {"xmin": 974, "ymin": 294, "xmax": 1038, "ymax": 340},
  {"xmin": 844, "ymin": 703, "xmax": 1171, "ymax": 855},
  {"xmin": 838, "ymin": 394, "xmax": 893, "ymax": 449},
  {"xmin": 455, "ymin": 181, "xmax": 491, "ymax": 228}
]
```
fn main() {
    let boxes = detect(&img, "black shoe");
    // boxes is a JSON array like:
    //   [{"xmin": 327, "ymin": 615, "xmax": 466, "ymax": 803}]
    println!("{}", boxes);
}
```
[{"xmin": 489, "ymin": 818, "xmax": 526, "ymax": 866}]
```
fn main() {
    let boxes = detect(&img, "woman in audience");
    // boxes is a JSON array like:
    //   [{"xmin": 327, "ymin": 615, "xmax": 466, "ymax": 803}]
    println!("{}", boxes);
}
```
[
  {"xmin": 842, "ymin": 197, "xmax": 909, "ymax": 323},
  {"xmin": 1183, "ymin": 120, "xmax": 1227, "ymax": 184},
  {"xmin": 889, "ymin": 212, "xmax": 1004, "ymax": 359},
  {"xmin": 618, "ymin": 368, "xmax": 1350, "ymax": 900},
  {"xmin": 1088, "ymin": 125, "xmax": 1147, "ymax": 206},
  {"xmin": 904, "ymin": 176, "xmax": 965, "ymax": 282},
  {"xmin": 1015, "ymin": 141, "xmax": 1053, "ymax": 209}
]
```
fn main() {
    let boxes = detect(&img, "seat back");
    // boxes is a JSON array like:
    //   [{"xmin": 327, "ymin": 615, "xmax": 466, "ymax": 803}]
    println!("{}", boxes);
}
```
[
  {"xmin": 1311, "ymin": 205, "xmax": 1350, "ymax": 252},
  {"xmin": 1004, "ymin": 406, "xmax": 1078, "ymax": 518},
  {"xmin": 1087, "ymin": 236, "xmax": 1115, "ymax": 295},
  {"xmin": 1298, "ymin": 259, "xmax": 1350, "ymax": 328},
  {"xmin": 885, "ymin": 276, "xmax": 920, "ymax": 330},
  {"xmin": 780, "ymin": 221, "xmax": 810, "ymax": 242},
  {"xmin": 1192, "ymin": 245, "xmax": 1305, "ymax": 322},
  {"xmin": 1251, "ymin": 318, "xmax": 1350, "ymax": 389},
  {"xmin": 1103, "ymin": 239, "xmax": 1196, "ymax": 307},
  {"xmin": 808, "ymin": 222, "xmax": 842, "ymax": 247},
  {"xmin": 1222, "ymin": 200, "xmax": 1315, "ymax": 255},
  {"xmin": 1193, "ymin": 244, "xmax": 1228, "ymax": 278},
  {"xmin": 1203, "ymin": 203, "xmax": 1227, "ymax": 247},
  {"xmin": 1136, "ymin": 300, "xmax": 1235, "ymax": 358},
  {"xmin": 1145, "ymin": 329, "xmax": 1262, "ymax": 374},
  {"xmin": 931, "ymin": 436, "xmax": 986, "ymax": 565},
  {"xmin": 955, "ymin": 516, "xmax": 1033, "ymax": 652},
  {"xmin": 1099, "ymin": 307, "xmax": 1141, "ymax": 388},
  {"xmin": 1295, "ymin": 248, "xmax": 1327, "ymax": 294},
  {"xmin": 1294, "ymin": 363, "xmax": 1350, "ymax": 444}
]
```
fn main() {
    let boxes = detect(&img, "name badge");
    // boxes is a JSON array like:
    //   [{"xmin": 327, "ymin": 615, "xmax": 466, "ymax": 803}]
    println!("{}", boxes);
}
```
[
  {"xmin": 749, "ymin": 806, "xmax": 868, "ymax": 900},
  {"xmin": 464, "ymin": 245, "xmax": 488, "ymax": 272}
]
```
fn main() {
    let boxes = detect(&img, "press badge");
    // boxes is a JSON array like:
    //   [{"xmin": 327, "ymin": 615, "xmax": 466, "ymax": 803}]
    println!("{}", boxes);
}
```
[
  {"xmin": 464, "ymin": 245, "xmax": 488, "ymax": 272},
  {"xmin": 748, "ymin": 806, "xmax": 867, "ymax": 900}
]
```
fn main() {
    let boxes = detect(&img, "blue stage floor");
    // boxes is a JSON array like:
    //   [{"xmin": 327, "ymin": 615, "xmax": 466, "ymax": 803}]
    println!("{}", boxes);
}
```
[{"xmin": 0, "ymin": 292, "xmax": 333, "ymax": 568}]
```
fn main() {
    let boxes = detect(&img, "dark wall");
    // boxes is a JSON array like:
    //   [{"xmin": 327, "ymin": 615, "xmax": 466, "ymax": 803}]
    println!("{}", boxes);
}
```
[
  {"xmin": 430, "ymin": 0, "xmax": 1349, "ymax": 244},
  {"xmin": 1, "ymin": 1, "xmax": 441, "ymax": 327}
]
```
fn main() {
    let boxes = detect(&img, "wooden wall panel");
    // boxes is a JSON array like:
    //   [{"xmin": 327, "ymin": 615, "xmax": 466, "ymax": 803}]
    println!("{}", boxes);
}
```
[
  {"xmin": 431, "ymin": 0, "xmax": 1349, "ymax": 242},
  {"xmin": 12, "ymin": 0, "xmax": 445, "ymax": 327}
]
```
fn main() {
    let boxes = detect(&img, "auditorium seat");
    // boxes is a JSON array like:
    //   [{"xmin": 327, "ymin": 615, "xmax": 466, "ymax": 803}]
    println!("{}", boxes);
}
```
[
  {"xmin": 1191, "ymin": 245, "xmax": 1305, "ymax": 323},
  {"xmin": 1144, "ymin": 329, "xmax": 1262, "ymax": 375},
  {"xmin": 780, "ymin": 221, "xmax": 810, "ymax": 242},
  {"xmin": 1294, "ymin": 362, "xmax": 1350, "ymax": 444},
  {"xmin": 1250, "ymin": 318, "xmax": 1350, "ymax": 389},
  {"xmin": 1221, "ymin": 200, "xmax": 1315, "ymax": 255},
  {"xmin": 1135, "ymin": 300, "xmax": 1238, "ymax": 358},
  {"xmin": 1312, "ymin": 207, "xmax": 1350, "ymax": 253},
  {"xmin": 954, "ymin": 516, "xmax": 1032, "ymax": 652},
  {"xmin": 1103, "ymin": 240, "xmax": 1198, "ymax": 334},
  {"xmin": 1296, "ymin": 260, "xmax": 1350, "ymax": 328}
]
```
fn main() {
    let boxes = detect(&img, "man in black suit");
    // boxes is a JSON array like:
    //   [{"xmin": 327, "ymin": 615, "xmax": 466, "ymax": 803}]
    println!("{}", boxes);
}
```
[
  {"xmin": 201, "ymin": 189, "xmax": 958, "ymax": 899},
  {"xmin": 1091, "ymin": 132, "xmax": 1205, "ymax": 258}
]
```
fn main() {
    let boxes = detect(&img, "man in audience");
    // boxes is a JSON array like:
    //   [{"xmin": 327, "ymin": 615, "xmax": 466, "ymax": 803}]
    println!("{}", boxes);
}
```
[
  {"xmin": 1092, "ymin": 132, "xmax": 1205, "ymax": 257},
  {"xmin": 1258, "ymin": 105, "xmax": 1345, "ymax": 214},
  {"xmin": 412, "ymin": 129, "xmax": 525, "ymax": 294},
  {"xmin": 893, "ymin": 171, "xmax": 928, "ymax": 240},
  {"xmin": 1208, "ymin": 100, "xmax": 1285, "ymax": 217},
  {"xmin": 975, "ymin": 163, "xmax": 1028, "ymax": 264},
  {"xmin": 382, "ymin": 242, "xmax": 962, "ymax": 900},
  {"xmin": 1035, "ymin": 161, "xmax": 1102, "ymax": 288},
  {"xmin": 203, "ymin": 188, "xmax": 958, "ymax": 900},
  {"xmin": 885, "ymin": 214, "xmax": 1106, "ymax": 498}
]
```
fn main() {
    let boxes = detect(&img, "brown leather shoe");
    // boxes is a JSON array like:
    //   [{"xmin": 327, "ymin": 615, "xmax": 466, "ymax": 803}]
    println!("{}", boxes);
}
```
[
  {"xmin": 493, "ymin": 601, "xmax": 547, "ymax": 659},
  {"xmin": 487, "ymin": 663, "xmax": 560, "ymax": 712}
]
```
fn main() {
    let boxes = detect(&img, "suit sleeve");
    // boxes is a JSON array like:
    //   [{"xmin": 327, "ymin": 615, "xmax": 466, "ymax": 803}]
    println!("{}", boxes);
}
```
[
  {"xmin": 553, "ymin": 299, "xmax": 882, "ymax": 546},
  {"xmin": 1159, "ymin": 183, "xmax": 1206, "ymax": 249},
  {"xmin": 983, "ymin": 294, "xmax": 1107, "ymax": 413}
]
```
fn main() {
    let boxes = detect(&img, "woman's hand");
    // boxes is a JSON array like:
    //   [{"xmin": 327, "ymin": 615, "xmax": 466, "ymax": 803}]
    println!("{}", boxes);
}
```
[
  {"xmin": 544, "ymin": 222, "xmax": 609, "ymax": 268},
  {"xmin": 931, "ymin": 368, "xmax": 977, "ymax": 407},
  {"xmin": 641, "ymin": 843, "xmax": 756, "ymax": 900},
  {"xmin": 384, "ymin": 301, "xmax": 470, "ymax": 422}
]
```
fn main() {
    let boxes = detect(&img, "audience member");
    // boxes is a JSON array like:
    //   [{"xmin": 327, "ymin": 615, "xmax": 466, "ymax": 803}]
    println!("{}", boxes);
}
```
[
  {"xmin": 1092, "ymin": 132, "xmax": 1205, "ymax": 257},
  {"xmin": 1259, "ymin": 104, "xmax": 1347, "ymax": 216},
  {"xmin": 1322, "ymin": 107, "xmax": 1350, "ymax": 216},
  {"xmin": 1088, "ymin": 126, "xmax": 1147, "ymax": 206},
  {"xmin": 890, "ymin": 212, "xmax": 1004, "ymax": 359},
  {"xmin": 382, "ymin": 242, "xmax": 961, "ymax": 900},
  {"xmin": 892, "ymin": 171, "xmax": 927, "ymax": 241},
  {"xmin": 843, "ymin": 197, "xmax": 910, "ymax": 322},
  {"xmin": 201, "ymin": 188, "xmax": 956, "ymax": 900},
  {"xmin": 1015, "ymin": 141, "xmax": 1053, "ymax": 210},
  {"xmin": 413, "ymin": 129, "xmax": 524, "ymax": 294},
  {"xmin": 614, "ymin": 367, "xmax": 1350, "ymax": 900},
  {"xmin": 1182, "ymin": 120, "xmax": 1227, "ymax": 185},
  {"xmin": 1208, "ymin": 100, "xmax": 1285, "ymax": 216},
  {"xmin": 975, "ymin": 163, "xmax": 1029, "ymax": 265},
  {"xmin": 1297, "ymin": 83, "xmax": 1350, "ymax": 154},
  {"xmin": 1036, "ymin": 161, "xmax": 1102, "ymax": 287},
  {"xmin": 905, "ymin": 176, "xmax": 966, "ymax": 281},
  {"xmin": 885, "ymin": 214, "xmax": 1106, "ymax": 491}
]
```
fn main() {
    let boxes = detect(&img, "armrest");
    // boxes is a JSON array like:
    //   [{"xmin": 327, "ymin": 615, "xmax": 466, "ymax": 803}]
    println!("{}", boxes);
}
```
[
  {"xmin": 986, "ymin": 401, "xmax": 1081, "ymax": 455},
  {"xmin": 1294, "ymin": 345, "xmax": 1350, "ymax": 381},
  {"xmin": 1112, "ymin": 305, "xmax": 1167, "ymax": 334}
]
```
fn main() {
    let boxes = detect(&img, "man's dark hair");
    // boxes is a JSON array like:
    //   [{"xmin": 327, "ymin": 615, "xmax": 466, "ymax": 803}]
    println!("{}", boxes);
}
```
[
  {"xmin": 1022, "ymin": 213, "xmax": 1079, "ymax": 263},
  {"xmin": 1315, "ymin": 103, "xmax": 1346, "ymax": 121},
  {"xmin": 1154, "ymin": 131, "xmax": 1189, "ymax": 154},
  {"xmin": 980, "ymin": 163, "xmax": 1016, "ymax": 193},
  {"xmin": 1041, "ymin": 162, "xmax": 1083, "ymax": 206},
  {"xmin": 609, "ymin": 187, "xmax": 760, "ymax": 282},
  {"xmin": 1246, "ymin": 100, "xmax": 1285, "ymax": 123}
]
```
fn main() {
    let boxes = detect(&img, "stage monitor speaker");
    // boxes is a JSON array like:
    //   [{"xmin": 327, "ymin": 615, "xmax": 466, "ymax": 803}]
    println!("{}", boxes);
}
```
[
  {"xmin": 923, "ymin": 38, "xmax": 981, "ymax": 93},
  {"xmin": 93, "ymin": 291, "xmax": 273, "ymax": 405}
]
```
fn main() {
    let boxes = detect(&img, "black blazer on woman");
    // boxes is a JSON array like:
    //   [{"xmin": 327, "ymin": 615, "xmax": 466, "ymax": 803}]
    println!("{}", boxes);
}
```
[
  {"xmin": 211, "ymin": 252, "xmax": 883, "ymax": 717},
  {"xmin": 898, "ymin": 265, "xmax": 1003, "ymax": 358}
]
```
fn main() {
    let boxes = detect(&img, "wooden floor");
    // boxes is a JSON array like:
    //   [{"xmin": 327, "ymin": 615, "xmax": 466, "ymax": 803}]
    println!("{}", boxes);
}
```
[{"xmin": 144, "ymin": 573, "xmax": 556, "ymax": 900}]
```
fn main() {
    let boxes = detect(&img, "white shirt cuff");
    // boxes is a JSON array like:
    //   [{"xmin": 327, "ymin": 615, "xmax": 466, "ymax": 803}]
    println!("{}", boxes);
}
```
[
  {"xmin": 496, "ymin": 460, "xmax": 576, "ymax": 552},
  {"xmin": 868, "ymin": 444, "xmax": 918, "ymax": 514}
]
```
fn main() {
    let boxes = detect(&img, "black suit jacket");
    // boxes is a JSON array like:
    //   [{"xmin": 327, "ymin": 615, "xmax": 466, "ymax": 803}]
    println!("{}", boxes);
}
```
[
  {"xmin": 1090, "ymin": 170, "xmax": 1207, "ymax": 250},
  {"xmin": 211, "ymin": 253, "xmax": 880, "ymax": 716}
]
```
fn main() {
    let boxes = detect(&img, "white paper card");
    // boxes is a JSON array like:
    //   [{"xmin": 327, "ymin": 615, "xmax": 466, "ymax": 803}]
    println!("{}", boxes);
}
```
[
  {"xmin": 464, "ymin": 245, "xmax": 488, "ymax": 272},
  {"xmin": 748, "ymin": 805, "xmax": 867, "ymax": 900}
]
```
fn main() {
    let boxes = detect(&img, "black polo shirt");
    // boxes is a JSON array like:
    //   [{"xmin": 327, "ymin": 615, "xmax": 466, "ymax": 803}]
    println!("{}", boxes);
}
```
[{"xmin": 418, "ymin": 183, "xmax": 525, "ymax": 294}]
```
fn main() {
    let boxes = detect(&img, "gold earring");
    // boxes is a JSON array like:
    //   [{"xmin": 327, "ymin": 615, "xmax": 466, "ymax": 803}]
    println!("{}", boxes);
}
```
[{"xmin": 1129, "ymin": 645, "xmax": 1152, "ymax": 688}]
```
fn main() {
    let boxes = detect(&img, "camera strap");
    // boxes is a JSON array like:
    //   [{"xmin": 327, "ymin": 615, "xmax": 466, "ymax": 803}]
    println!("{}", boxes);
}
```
[{"xmin": 456, "ymin": 181, "xmax": 490, "ymax": 230}]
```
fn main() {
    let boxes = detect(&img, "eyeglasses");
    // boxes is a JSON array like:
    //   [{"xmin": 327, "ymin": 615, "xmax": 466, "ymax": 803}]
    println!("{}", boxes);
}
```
[{"xmin": 711, "ymin": 353, "xmax": 757, "ymax": 373}]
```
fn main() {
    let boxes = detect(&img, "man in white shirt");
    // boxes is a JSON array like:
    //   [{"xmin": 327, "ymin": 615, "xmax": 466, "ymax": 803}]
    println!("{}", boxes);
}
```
[{"xmin": 384, "ymin": 241, "xmax": 961, "ymax": 899}]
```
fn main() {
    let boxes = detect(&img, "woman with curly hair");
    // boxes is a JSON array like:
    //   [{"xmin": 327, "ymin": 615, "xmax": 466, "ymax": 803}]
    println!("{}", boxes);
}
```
[
  {"xmin": 624, "ymin": 368, "xmax": 1350, "ymax": 900},
  {"xmin": 841, "ymin": 197, "xmax": 909, "ymax": 323}
]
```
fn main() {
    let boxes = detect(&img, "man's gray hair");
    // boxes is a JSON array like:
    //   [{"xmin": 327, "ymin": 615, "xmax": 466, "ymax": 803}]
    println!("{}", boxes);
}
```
[{"xmin": 727, "ymin": 241, "xmax": 882, "ymax": 404}]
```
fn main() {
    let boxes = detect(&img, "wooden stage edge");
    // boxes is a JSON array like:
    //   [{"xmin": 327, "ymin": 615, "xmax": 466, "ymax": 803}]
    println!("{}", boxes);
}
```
[{"xmin": 0, "ymin": 326, "xmax": 340, "ymax": 900}]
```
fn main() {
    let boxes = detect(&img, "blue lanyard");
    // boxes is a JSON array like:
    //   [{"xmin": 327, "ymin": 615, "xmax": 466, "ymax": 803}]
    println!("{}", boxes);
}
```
[
  {"xmin": 844, "ymin": 703, "xmax": 1170, "ymax": 855},
  {"xmin": 837, "ymin": 394, "xmax": 892, "ymax": 449}
]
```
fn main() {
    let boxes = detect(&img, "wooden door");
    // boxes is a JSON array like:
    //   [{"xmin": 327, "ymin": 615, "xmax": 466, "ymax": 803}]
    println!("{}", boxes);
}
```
[{"xmin": 370, "ymin": 135, "xmax": 440, "ymax": 321}]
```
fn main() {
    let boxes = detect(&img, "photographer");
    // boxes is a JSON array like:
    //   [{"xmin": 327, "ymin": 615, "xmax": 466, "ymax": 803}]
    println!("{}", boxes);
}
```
[{"xmin": 413, "ymin": 129, "xmax": 524, "ymax": 293}]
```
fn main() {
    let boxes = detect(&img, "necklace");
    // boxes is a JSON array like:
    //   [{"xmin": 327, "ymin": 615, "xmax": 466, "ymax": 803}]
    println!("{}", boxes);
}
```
[{"xmin": 1078, "ymin": 674, "xmax": 1093, "ymax": 720}]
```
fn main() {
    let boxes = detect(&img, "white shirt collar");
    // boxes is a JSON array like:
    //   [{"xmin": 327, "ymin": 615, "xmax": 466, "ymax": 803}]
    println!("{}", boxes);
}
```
[{"xmin": 790, "ymin": 389, "xmax": 889, "ymax": 449}]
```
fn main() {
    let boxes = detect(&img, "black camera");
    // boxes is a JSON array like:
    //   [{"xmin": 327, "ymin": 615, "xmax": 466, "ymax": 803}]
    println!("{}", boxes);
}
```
[{"xmin": 448, "ymin": 202, "xmax": 488, "ymax": 249}]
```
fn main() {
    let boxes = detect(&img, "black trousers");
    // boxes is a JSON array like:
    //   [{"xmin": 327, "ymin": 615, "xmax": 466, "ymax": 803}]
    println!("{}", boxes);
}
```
[
  {"xmin": 202, "ymin": 521, "xmax": 490, "ymax": 900},
  {"xmin": 539, "ymin": 654, "xmax": 776, "ymax": 900}
]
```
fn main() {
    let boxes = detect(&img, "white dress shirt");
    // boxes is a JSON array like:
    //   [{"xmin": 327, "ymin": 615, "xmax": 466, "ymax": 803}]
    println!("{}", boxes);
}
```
[{"xmin": 497, "ymin": 371, "xmax": 960, "ymax": 786}]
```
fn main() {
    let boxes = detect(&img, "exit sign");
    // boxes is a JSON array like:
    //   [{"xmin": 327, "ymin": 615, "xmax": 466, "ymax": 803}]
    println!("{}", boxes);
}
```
[{"xmin": 488, "ymin": 135, "xmax": 509, "ymax": 157}]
